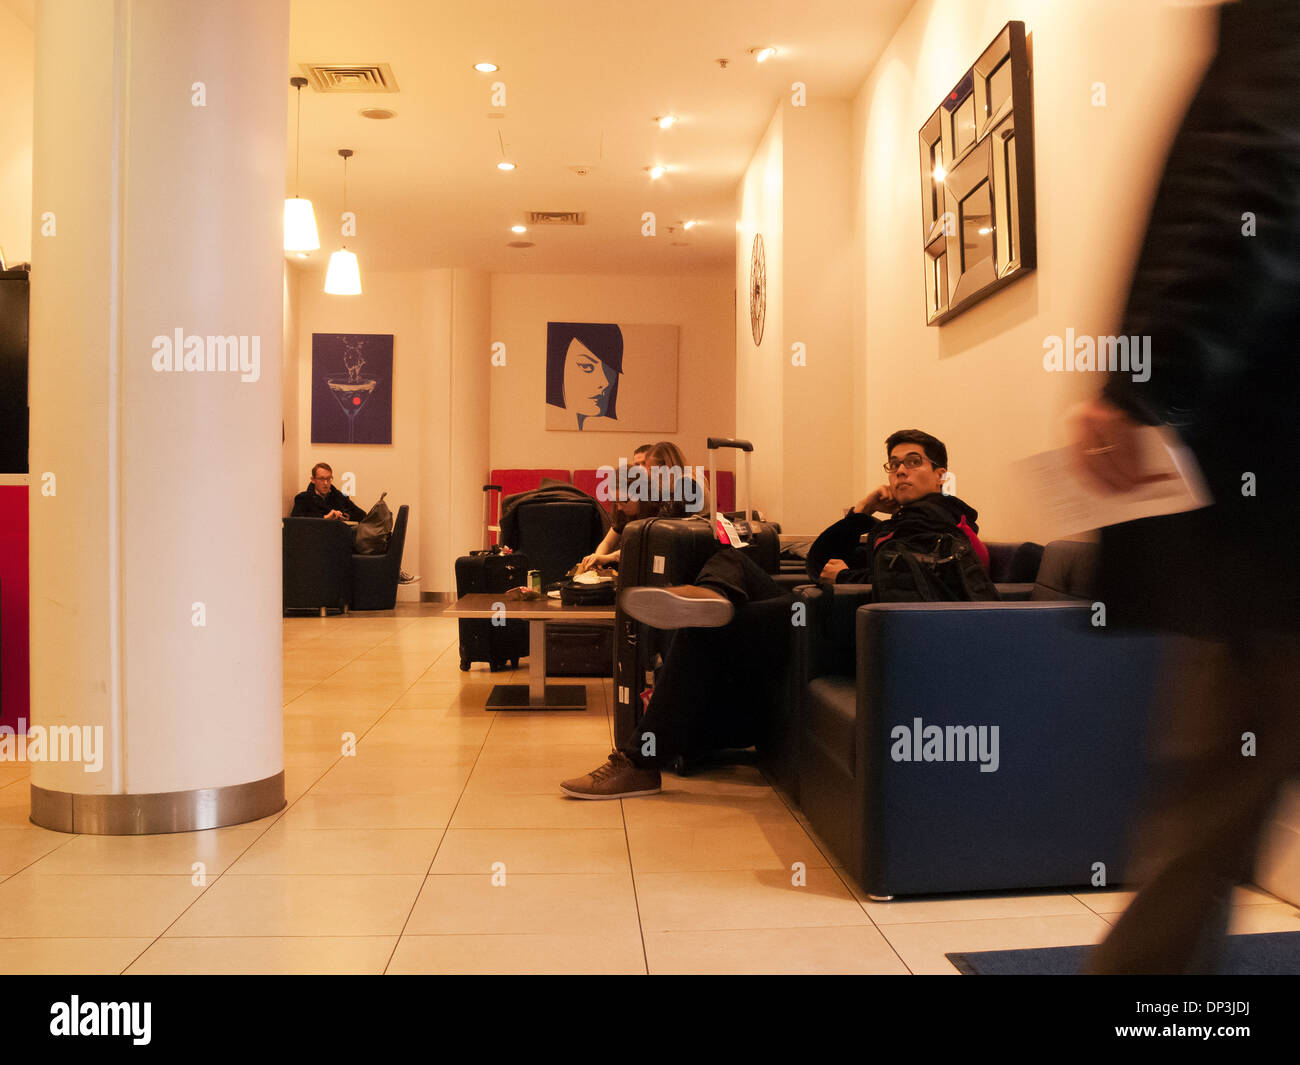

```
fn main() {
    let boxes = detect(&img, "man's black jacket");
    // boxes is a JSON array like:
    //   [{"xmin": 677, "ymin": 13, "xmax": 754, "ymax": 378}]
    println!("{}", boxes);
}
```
[
  {"xmin": 290, "ymin": 484, "xmax": 366, "ymax": 521},
  {"xmin": 806, "ymin": 493, "xmax": 984, "ymax": 584}
]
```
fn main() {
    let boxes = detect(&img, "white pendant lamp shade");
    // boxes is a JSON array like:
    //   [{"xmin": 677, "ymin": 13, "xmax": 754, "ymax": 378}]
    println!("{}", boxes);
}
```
[
  {"xmin": 324, "ymin": 248, "xmax": 361, "ymax": 295},
  {"xmin": 283, "ymin": 196, "xmax": 320, "ymax": 251}
]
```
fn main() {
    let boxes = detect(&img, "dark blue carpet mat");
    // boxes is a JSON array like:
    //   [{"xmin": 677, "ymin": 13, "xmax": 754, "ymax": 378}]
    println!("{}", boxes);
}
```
[{"xmin": 947, "ymin": 931, "xmax": 1300, "ymax": 974}]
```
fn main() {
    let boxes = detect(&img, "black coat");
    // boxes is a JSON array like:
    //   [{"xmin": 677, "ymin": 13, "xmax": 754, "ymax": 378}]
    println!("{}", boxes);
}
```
[
  {"xmin": 290, "ymin": 484, "xmax": 367, "ymax": 522},
  {"xmin": 806, "ymin": 494, "xmax": 983, "ymax": 584},
  {"xmin": 1098, "ymin": 0, "xmax": 1300, "ymax": 635}
]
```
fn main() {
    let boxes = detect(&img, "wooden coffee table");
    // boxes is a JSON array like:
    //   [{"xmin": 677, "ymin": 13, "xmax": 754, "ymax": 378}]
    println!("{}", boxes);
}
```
[{"xmin": 442, "ymin": 593, "xmax": 616, "ymax": 710}]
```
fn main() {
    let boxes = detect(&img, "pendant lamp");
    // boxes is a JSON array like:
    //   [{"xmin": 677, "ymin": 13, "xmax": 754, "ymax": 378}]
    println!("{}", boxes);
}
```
[
  {"xmin": 284, "ymin": 77, "xmax": 320, "ymax": 252},
  {"xmin": 324, "ymin": 148, "xmax": 362, "ymax": 295}
]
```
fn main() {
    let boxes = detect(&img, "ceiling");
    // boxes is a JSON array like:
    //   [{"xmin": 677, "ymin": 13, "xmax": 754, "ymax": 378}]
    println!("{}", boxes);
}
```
[{"xmin": 287, "ymin": 0, "xmax": 914, "ymax": 276}]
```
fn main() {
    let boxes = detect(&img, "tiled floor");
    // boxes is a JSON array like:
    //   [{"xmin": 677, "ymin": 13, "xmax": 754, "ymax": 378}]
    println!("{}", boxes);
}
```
[{"xmin": 1, "ymin": 604, "xmax": 1296, "ymax": 975}]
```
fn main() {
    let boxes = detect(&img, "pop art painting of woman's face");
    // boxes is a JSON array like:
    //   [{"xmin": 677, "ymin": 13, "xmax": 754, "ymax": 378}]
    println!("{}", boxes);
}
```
[{"xmin": 544, "ymin": 321, "xmax": 678, "ymax": 432}]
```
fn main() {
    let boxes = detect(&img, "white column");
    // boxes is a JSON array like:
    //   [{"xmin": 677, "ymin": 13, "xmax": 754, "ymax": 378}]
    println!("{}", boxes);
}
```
[{"xmin": 27, "ymin": 0, "xmax": 289, "ymax": 831}]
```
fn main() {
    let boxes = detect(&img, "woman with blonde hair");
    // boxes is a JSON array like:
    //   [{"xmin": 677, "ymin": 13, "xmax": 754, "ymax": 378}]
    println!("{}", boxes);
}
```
[{"xmin": 577, "ymin": 440, "xmax": 710, "ymax": 571}]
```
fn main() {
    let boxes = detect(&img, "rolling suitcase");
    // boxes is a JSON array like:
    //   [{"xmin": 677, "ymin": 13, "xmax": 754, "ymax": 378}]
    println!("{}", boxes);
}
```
[
  {"xmin": 456, "ymin": 484, "xmax": 530, "ymax": 672},
  {"xmin": 613, "ymin": 437, "xmax": 782, "ymax": 742}
]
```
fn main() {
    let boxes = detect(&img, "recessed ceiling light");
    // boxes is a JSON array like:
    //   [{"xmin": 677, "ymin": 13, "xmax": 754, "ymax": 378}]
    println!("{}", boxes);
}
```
[
  {"xmin": 507, "ymin": 240, "xmax": 534, "ymax": 248},
  {"xmin": 474, "ymin": 62, "xmax": 499, "ymax": 73},
  {"xmin": 749, "ymin": 46, "xmax": 778, "ymax": 63},
  {"xmin": 511, "ymin": 224, "xmax": 527, "ymax": 234},
  {"xmin": 647, "ymin": 165, "xmax": 666, "ymax": 180},
  {"xmin": 296, "ymin": 252, "xmax": 308, "ymax": 258},
  {"xmin": 683, "ymin": 220, "xmax": 697, "ymax": 230},
  {"xmin": 657, "ymin": 115, "xmax": 677, "ymax": 129},
  {"xmin": 497, "ymin": 161, "xmax": 516, "ymax": 171},
  {"xmin": 359, "ymin": 108, "xmax": 396, "ymax": 120}
]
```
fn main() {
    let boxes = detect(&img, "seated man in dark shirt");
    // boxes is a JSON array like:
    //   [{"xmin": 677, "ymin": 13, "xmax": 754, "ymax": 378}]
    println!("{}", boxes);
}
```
[
  {"xmin": 291, "ymin": 462, "xmax": 366, "ymax": 521},
  {"xmin": 560, "ymin": 429, "xmax": 987, "ymax": 800}
]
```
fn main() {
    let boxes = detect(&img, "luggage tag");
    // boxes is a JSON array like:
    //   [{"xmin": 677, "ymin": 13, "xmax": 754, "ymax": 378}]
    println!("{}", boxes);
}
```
[{"xmin": 715, "ymin": 514, "xmax": 749, "ymax": 548}]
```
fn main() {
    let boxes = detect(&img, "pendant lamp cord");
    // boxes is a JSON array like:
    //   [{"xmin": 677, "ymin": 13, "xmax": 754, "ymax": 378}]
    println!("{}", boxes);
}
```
[{"xmin": 294, "ymin": 85, "xmax": 302, "ymax": 196}]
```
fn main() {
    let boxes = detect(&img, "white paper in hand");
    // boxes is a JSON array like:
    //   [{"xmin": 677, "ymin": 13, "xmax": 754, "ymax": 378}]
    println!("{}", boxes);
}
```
[{"xmin": 1013, "ymin": 426, "xmax": 1211, "ymax": 539}]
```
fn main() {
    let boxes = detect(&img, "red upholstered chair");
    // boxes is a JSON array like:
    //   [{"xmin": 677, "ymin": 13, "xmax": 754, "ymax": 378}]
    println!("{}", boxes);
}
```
[
  {"xmin": 703, "ymin": 469, "xmax": 736, "ymax": 513},
  {"xmin": 487, "ymin": 468, "xmax": 571, "ymax": 544}
]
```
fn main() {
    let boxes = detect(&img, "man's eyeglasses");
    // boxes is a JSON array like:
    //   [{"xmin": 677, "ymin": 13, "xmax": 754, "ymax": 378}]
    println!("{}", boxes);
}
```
[{"xmin": 883, "ymin": 454, "xmax": 934, "ymax": 473}]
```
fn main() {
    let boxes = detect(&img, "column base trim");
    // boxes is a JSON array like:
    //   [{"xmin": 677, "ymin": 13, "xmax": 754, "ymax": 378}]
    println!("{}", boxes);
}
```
[{"xmin": 29, "ymin": 771, "xmax": 285, "ymax": 835}]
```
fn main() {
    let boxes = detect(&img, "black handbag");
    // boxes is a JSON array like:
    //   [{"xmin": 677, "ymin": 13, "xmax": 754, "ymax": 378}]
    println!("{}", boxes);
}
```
[{"xmin": 354, "ymin": 491, "xmax": 393, "ymax": 555}]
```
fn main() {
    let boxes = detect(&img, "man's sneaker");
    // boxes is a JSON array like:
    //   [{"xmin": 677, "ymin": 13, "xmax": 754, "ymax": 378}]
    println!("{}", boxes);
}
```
[
  {"xmin": 398, "ymin": 570, "xmax": 420, "ymax": 584},
  {"xmin": 560, "ymin": 751, "xmax": 661, "ymax": 800},
  {"xmin": 620, "ymin": 585, "xmax": 734, "ymax": 629}
]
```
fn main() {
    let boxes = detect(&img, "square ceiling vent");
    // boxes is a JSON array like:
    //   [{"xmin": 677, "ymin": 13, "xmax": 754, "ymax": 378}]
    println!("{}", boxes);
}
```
[
  {"xmin": 527, "ymin": 211, "xmax": 586, "ymax": 226},
  {"xmin": 300, "ymin": 63, "xmax": 399, "ymax": 93}
]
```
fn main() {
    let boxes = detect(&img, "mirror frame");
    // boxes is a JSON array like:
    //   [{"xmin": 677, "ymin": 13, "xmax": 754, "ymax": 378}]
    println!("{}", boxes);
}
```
[{"xmin": 918, "ymin": 21, "xmax": 1036, "ymax": 326}]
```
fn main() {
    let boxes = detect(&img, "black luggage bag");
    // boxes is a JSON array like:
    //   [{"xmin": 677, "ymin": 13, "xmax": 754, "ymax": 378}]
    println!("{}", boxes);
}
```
[
  {"xmin": 456, "ymin": 484, "xmax": 530, "ymax": 672},
  {"xmin": 613, "ymin": 437, "xmax": 782, "ymax": 743}
]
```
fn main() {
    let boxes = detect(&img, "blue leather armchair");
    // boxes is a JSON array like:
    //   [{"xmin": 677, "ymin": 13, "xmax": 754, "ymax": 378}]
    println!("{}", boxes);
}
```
[{"xmin": 794, "ymin": 540, "xmax": 1161, "ymax": 898}]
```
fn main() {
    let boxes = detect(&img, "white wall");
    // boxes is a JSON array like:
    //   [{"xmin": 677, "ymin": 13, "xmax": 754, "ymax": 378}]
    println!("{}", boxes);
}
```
[
  {"xmin": 0, "ymin": 0, "xmax": 33, "ymax": 268},
  {"xmin": 489, "ymin": 272, "xmax": 736, "ymax": 477},
  {"xmin": 288, "ymin": 265, "xmax": 494, "ymax": 596},
  {"xmin": 735, "ymin": 109, "xmax": 785, "ymax": 519},
  {"xmin": 852, "ymin": 0, "xmax": 1217, "ymax": 543}
]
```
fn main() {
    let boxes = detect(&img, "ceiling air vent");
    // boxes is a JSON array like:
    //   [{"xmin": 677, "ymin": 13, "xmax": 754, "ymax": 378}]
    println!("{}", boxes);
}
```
[
  {"xmin": 301, "ymin": 63, "xmax": 399, "ymax": 93},
  {"xmin": 527, "ymin": 211, "xmax": 586, "ymax": 226}
]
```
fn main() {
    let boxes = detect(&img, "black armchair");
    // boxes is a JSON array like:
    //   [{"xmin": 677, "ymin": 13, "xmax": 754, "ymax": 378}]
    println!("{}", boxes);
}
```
[
  {"xmin": 351, "ymin": 504, "xmax": 409, "ymax": 611},
  {"xmin": 283, "ymin": 517, "xmax": 352, "ymax": 616}
]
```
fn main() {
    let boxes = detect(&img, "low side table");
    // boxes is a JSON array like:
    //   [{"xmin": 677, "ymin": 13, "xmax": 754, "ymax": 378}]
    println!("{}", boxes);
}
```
[{"xmin": 442, "ymin": 593, "xmax": 616, "ymax": 710}]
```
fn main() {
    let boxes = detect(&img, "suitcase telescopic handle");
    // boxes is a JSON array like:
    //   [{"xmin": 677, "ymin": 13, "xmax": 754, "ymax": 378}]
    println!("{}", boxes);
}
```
[
  {"xmin": 705, "ymin": 438, "xmax": 753, "ymax": 452},
  {"xmin": 707, "ymin": 439, "xmax": 754, "ymax": 526},
  {"xmin": 483, "ymin": 484, "xmax": 503, "ymax": 493}
]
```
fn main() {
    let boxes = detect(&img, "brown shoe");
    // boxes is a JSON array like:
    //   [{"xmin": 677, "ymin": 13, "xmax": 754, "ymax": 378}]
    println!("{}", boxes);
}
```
[
  {"xmin": 620, "ymin": 585, "xmax": 734, "ymax": 629},
  {"xmin": 560, "ymin": 751, "xmax": 661, "ymax": 800}
]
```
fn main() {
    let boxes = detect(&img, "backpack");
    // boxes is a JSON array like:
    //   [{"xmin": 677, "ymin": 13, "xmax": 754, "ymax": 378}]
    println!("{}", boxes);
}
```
[
  {"xmin": 354, "ymin": 491, "xmax": 393, "ymax": 555},
  {"xmin": 871, "ymin": 533, "xmax": 1000, "ymax": 602}
]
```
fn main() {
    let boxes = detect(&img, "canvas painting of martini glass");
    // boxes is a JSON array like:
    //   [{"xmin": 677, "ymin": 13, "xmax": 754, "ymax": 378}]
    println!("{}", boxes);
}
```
[{"xmin": 310, "ymin": 333, "xmax": 393, "ymax": 445}]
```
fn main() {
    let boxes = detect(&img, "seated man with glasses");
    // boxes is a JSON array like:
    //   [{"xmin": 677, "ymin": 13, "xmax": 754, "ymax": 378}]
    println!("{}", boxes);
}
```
[
  {"xmin": 805, "ymin": 428, "xmax": 988, "ymax": 584},
  {"xmin": 561, "ymin": 428, "xmax": 985, "ymax": 800}
]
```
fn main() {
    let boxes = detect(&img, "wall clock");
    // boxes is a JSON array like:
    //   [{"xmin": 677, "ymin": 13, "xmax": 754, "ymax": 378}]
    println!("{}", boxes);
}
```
[{"xmin": 749, "ymin": 233, "xmax": 766, "ymax": 346}]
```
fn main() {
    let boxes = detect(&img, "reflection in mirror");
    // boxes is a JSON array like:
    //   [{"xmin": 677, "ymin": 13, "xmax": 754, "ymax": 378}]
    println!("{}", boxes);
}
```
[
  {"xmin": 1002, "ymin": 133, "xmax": 1018, "ymax": 266},
  {"xmin": 960, "ymin": 181, "xmax": 994, "ymax": 272},
  {"xmin": 934, "ymin": 252, "xmax": 946, "ymax": 312},
  {"xmin": 987, "ymin": 59, "xmax": 1012, "ymax": 123},
  {"xmin": 930, "ymin": 141, "xmax": 944, "ymax": 217},
  {"xmin": 953, "ymin": 94, "xmax": 977, "ymax": 158}
]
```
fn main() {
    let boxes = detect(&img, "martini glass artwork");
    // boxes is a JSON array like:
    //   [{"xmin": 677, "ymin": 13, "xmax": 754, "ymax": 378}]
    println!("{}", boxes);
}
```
[{"xmin": 327, "ymin": 374, "xmax": 377, "ymax": 443}]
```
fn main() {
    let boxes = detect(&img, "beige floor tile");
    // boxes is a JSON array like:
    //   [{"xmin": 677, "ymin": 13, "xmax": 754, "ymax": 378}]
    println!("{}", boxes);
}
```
[
  {"xmin": 125, "ymin": 936, "xmax": 398, "ymax": 975},
  {"xmin": 0, "ymin": 767, "xmax": 30, "ymax": 788},
  {"xmin": 462, "ymin": 765, "xmax": 597, "ymax": 795},
  {"xmin": 448, "ymin": 790, "xmax": 624, "ymax": 829},
  {"xmin": 880, "ymin": 913, "xmax": 1113, "ymax": 974},
  {"xmin": 282, "ymin": 767, "xmax": 325, "ymax": 803},
  {"xmin": 280, "ymin": 792, "xmax": 460, "ymax": 830},
  {"xmin": 387, "ymin": 932, "xmax": 645, "ymax": 975},
  {"xmin": 0, "ymin": 938, "xmax": 156, "ymax": 975},
  {"xmin": 165, "ymin": 874, "xmax": 423, "ymax": 936},
  {"xmin": 308, "ymin": 762, "xmax": 472, "ymax": 795},
  {"xmin": 627, "ymin": 822, "xmax": 831, "ymax": 873},
  {"xmin": 634, "ymin": 868, "xmax": 870, "ymax": 932},
  {"xmin": 473, "ymin": 740, "xmax": 613, "ymax": 769},
  {"xmin": 0, "ymin": 874, "xmax": 202, "ymax": 937},
  {"xmin": 644, "ymin": 925, "xmax": 910, "ymax": 975},
  {"xmin": 1075, "ymin": 884, "xmax": 1280, "ymax": 917},
  {"xmin": 227, "ymin": 826, "xmax": 443, "ymax": 875},
  {"xmin": 619, "ymin": 789, "xmax": 800, "ymax": 829},
  {"xmin": 431, "ymin": 829, "xmax": 630, "ymax": 875},
  {"xmin": 856, "ymin": 890, "xmax": 1096, "ymax": 926},
  {"xmin": 350, "ymin": 739, "xmax": 483, "ymax": 768},
  {"xmin": 0, "ymin": 825, "xmax": 76, "ymax": 873},
  {"xmin": 1226, "ymin": 903, "xmax": 1300, "ymax": 934},
  {"xmin": 362, "ymin": 719, "xmax": 494, "ymax": 745},
  {"xmin": 22, "ymin": 821, "xmax": 270, "ymax": 876},
  {"xmin": 404, "ymin": 872, "xmax": 640, "ymax": 936}
]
